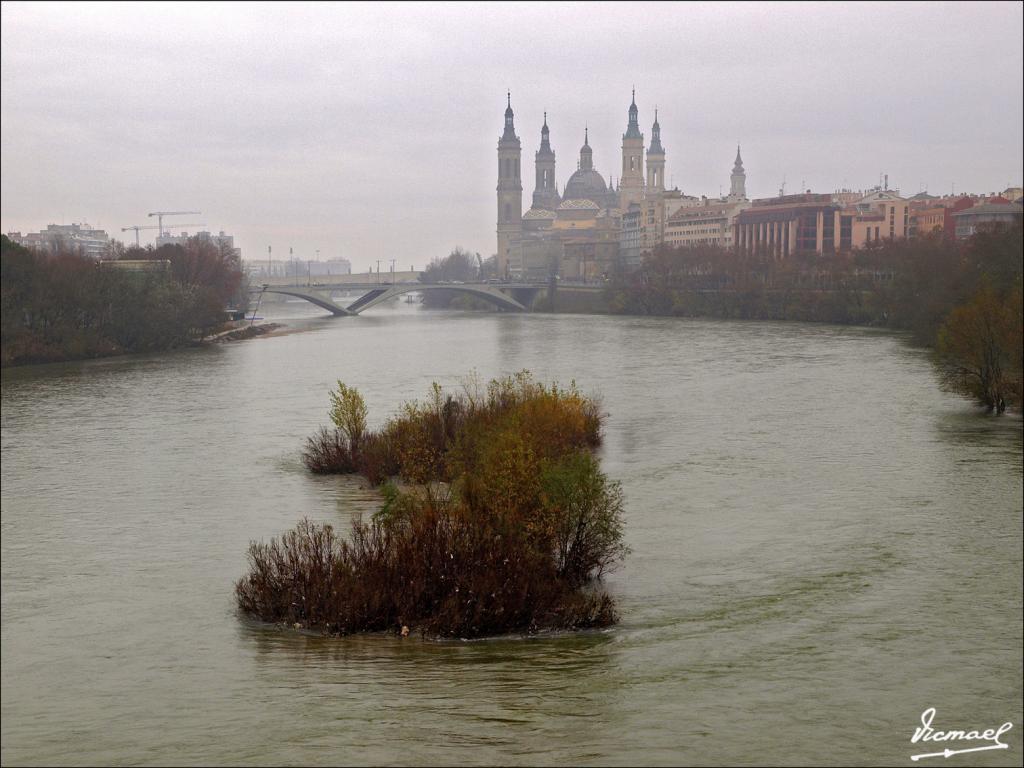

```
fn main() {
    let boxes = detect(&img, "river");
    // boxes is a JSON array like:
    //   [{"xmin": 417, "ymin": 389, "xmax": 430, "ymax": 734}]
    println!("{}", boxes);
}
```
[{"xmin": 2, "ymin": 300, "xmax": 1021, "ymax": 766}]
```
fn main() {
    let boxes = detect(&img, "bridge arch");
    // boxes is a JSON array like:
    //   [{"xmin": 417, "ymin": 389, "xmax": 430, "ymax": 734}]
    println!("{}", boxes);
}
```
[
  {"xmin": 349, "ymin": 284, "xmax": 528, "ymax": 314},
  {"xmin": 254, "ymin": 286, "xmax": 353, "ymax": 315},
  {"xmin": 252, "ymin": 283, "xmax": 534, "ymax": 316}
]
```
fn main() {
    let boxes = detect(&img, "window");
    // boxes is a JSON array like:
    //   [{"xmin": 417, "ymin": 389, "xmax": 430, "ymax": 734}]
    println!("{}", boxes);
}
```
[
  {"xmin": 822, "ymin": 212, "xmax": 835, "ymax": 253},
  {"xmin": 797, "ymin": 212, "xmax": 818, "ymax": 252}
]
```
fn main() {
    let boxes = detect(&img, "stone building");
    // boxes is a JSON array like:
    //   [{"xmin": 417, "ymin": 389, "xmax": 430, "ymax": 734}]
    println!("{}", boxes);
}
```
[
  {"xmin": 496, "ymin": 92, "xmax": 750, "ymax": 276},
  {"xmin": 495, "ymin": 92, "xmax": 523, "ymax": 275},
  {"xmin": 499, "ymin": 92, "xmax": 676, "ymax": 279}
]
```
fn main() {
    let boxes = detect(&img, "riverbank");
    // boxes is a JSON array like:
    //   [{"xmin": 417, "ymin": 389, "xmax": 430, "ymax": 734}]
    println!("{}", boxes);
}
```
[
  {"xmin": 209, "ymin": 322, "xmax": 284, "ymax": 343},
  {"xmin": 1, "ymin": 234, "xmax": 244, "ymax": 368}
]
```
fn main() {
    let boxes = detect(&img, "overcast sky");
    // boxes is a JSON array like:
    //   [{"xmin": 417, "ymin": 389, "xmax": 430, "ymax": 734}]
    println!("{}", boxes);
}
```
[{"xmin": 2, "ymin": 1, "xmax": 1022, "ymax": 271}]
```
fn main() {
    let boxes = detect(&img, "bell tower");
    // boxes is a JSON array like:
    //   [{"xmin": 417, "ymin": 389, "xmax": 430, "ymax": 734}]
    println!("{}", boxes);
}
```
[
  {"xmin": 646, "ymin": 108, "xmax": 665, "ymax": 196},
  {"xmin": 619, "ymin": 89, "xmax": 645, "ymax": 211},
  {"xmin": 532, "ymin": 112, "xmax": 558, "ymax": 211},
  {"xmin": 729, "ymin": 145, "xmax": 747, "ymax": 200},
  {"xmin": 496, "ymin": 92, "xmax": 522, "ymax": 277}
]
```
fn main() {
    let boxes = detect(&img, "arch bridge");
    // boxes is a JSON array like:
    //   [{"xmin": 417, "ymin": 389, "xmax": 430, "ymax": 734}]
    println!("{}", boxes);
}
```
[{"xmin": 252, "ymin": 282, "xmax": 541, "ymax": 316}]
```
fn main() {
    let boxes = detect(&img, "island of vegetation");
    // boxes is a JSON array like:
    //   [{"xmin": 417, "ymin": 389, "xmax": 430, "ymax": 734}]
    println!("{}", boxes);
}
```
[{"xmin": 235, "ymin": 372, "xmax": 627, "ymax": 638}]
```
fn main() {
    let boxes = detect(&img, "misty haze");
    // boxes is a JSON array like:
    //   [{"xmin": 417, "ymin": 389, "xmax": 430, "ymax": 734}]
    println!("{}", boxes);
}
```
[{"xmin": 1, "ymin": 3, "xmax": 1021, "ymax": 767}]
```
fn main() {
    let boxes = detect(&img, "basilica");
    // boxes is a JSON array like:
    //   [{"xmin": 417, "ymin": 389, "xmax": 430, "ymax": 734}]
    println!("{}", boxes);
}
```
[{"xmin": 496, "ymin": 92, "xmax": 747, "ymax": 280}]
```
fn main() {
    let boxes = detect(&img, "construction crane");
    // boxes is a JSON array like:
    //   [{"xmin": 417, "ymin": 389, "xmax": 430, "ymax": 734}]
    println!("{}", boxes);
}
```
[
  {"xmin": 147, "ymin": 210, "xmax": 201, "ymax": 236},
  {"xmin": 121, "ymin": 223, "xmax": 206, "ymax": 247}
]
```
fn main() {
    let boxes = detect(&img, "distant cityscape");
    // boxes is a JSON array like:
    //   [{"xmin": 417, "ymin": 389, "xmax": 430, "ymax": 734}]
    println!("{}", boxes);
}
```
[
  {"xmin": 5, "ymin": 92, "xmax": 1021, "ymax": 284},
  {"xmin": 496, "ymin": 91, "xmax": 1023, "ymax": 280},
  {"xmin": 4, "ymin": 222, "xmax": 353, "ymax": 280}
]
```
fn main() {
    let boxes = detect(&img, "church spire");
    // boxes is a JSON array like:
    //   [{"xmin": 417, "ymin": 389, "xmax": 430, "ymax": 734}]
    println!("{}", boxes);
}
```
[
  {"xmin": 539, "ymin": 111, "xmax": 552, "ymax": 153},
  {"xmin": 579, "ymin": 126, "xmax": 593, "ymax": 171},
  {"xmin": 502, "ymin": 91, "xmax": 517, "ymax": 140},
  {"xmin": 533, "ymin": 110, "xmax": 557, "ymax": 210},
  {"xmin": 624, "ymin": 88, "xmax": 642, "ymax": 139},
  {"xmin": 729, "ymin": 143, "xmax": 747, "ymax": 200},
  {"xmin": 649, "ymin": 107, "xmax": 664, "ymax": 155}
]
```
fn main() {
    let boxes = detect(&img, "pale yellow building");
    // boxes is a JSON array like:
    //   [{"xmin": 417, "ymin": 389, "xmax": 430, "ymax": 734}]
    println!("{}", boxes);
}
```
[
  {"xmin": 665, "ymin": 200, "xmax": 750, "ymax": 249},
  {"xmin": 846, "ymin": 189, "xmax": 908, "ymax": 246}
]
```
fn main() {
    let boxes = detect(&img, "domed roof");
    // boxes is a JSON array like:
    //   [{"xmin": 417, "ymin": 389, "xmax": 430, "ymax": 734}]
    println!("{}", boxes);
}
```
[{"xmin": 563, "ymin": 168, "xmax": 608, "ymax": 202}]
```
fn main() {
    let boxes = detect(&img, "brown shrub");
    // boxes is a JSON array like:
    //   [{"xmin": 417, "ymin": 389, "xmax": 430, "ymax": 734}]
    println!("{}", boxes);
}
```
[
  {"xmin": 236, "ymin": 503, "xmax": 618, "ymax": 638},
  {"xmin": 301, "ymin": 427, "xmax": 353, "ymax": 474},
  {"xmin": 249, "ymin": 372, "xmax": 625, "ymax": 638}
]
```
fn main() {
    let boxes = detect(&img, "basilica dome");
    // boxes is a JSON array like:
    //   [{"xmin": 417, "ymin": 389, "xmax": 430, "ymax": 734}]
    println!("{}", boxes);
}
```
[{"xmin": 563, "ymin": 168, "xmax": 608, "ymax": 202}]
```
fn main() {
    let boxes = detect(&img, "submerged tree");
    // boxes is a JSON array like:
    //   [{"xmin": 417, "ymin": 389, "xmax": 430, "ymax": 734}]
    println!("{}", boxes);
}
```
[{"xmin": 936, "ymin": 279, "xmax": 1022, "ymax": 413}]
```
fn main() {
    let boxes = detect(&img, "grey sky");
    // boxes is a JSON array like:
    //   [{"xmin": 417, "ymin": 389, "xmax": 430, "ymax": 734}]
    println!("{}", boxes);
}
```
[{"xmin": 2, "ymin": 1, "xmax": 1022, "ymax": 271}]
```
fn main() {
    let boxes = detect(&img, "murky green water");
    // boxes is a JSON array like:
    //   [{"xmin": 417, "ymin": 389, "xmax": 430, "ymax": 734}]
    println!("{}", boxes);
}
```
[{"xmin": 2, "ymin": 301, "xmax": 1021, "ymax": 766}]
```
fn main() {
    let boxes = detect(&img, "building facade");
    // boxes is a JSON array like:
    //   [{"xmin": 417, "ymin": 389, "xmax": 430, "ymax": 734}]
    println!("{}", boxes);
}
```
[
  {"xmin": 8, "ymin": 223, "xmax": 111, "ymax": 258},
  {"xmin": 665, "ymin": 199, "xmax": 750, "ymax": 249},
  {"xmin": 734, "ymin": 194, "xmax": 843, "ymax": 257},
  {"xmin": 847, "ymin": 189, "xmax": 908, "ymax": 244},
  {"xmin": 952, "ymin": 201, "xmax": 1023, "ymax": 239}
]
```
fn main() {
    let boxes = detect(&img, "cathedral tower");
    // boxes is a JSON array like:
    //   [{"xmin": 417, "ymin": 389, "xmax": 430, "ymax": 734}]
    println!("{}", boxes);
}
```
[
  {"xmin": 532, "ymin": 112, "xmax": 558, "ymax": 210},
  {"xmin": 496, "ymin": 92, "xmax": 522, "ymax": 276},
  {"xmin": 619, "ymin": 89, "xmax": 645, "ymax": 211},
  {"xmin": 580, "ymin": 126, "xmax": 593, "ymax": 171},
  {"xmin": 646, "ymin": 108, "xmax": 665, "ymax": 196},
  {"xmin": 729, "ymin": 145, "xmax": 747, "ymax": 200}
]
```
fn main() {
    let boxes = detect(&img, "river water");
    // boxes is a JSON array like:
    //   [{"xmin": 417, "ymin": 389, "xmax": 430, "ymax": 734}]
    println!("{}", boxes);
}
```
[{"xmin": 2, "ymin": 301, "xmax": 1021, "ymax": 766}]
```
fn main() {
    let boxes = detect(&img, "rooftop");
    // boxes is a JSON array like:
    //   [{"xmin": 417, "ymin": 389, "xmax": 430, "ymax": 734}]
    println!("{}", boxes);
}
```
[{"xmin": 558, "ymin": 198, "xmax": 601, "ymax": 211}]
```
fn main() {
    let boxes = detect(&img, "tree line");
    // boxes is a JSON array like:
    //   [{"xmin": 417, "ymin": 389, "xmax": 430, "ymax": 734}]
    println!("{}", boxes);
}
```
[
  {"xmin": 605, "ymin": 221, "xmax": 1023, "ymax": 412},
  {"xmin": 1, "ymin": 235, "xmax": 244, "ymax": 366}
]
